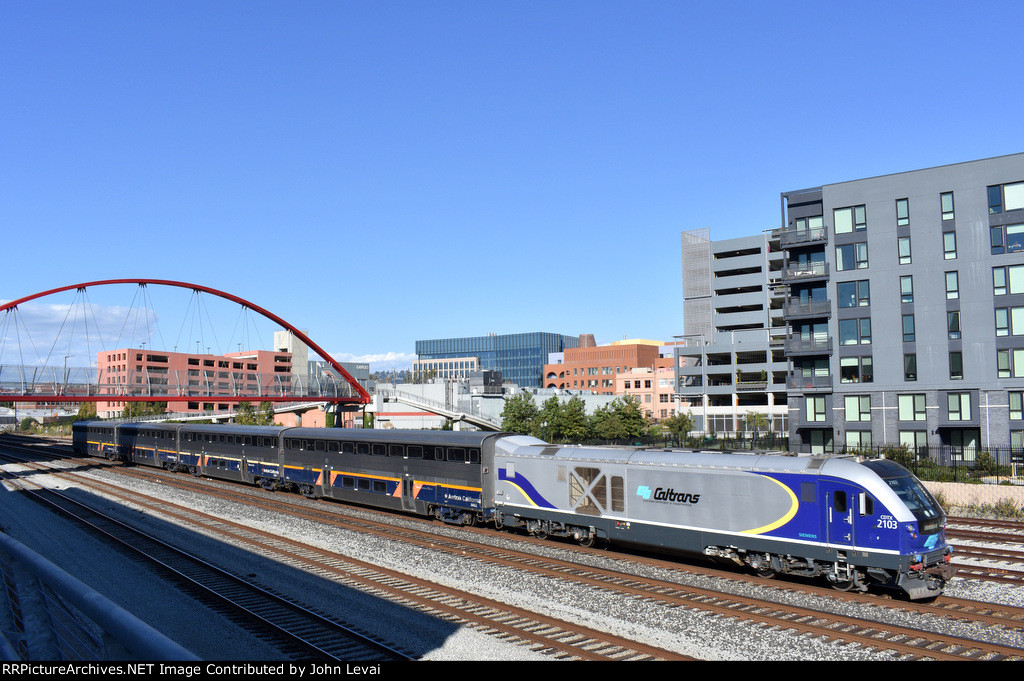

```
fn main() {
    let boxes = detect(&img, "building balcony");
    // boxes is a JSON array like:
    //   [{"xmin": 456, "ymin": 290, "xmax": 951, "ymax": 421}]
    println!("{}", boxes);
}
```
[
  {"xmin": 782, "ymin": 261, "xmax": 829, "ymax": 282},
  {"xmin": 779, "ymin": 225, "xmax": 828, "ymax": 247},
  {"xmin": 783, "ymin": 299, "xmax": 832, "ymax": 319},
  {"xmin": 787, "ymin": 373, "xmax": 834, "ymax": 391},
  {"xmin": 784, "ymin": 337, "xmax": 833, "ymax": 355}
]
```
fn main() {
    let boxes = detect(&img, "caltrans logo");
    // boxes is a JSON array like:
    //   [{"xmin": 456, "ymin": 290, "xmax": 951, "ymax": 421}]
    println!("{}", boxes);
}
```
[{"xmin": 637, "ymin": 485, "xmax": 701, "ymax": 504}]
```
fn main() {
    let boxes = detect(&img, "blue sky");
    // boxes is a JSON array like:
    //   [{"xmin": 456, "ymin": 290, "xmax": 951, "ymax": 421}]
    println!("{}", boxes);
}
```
[{"xmin": 3, "ymin": 1, "xmax": 1024, "ymax": 372}]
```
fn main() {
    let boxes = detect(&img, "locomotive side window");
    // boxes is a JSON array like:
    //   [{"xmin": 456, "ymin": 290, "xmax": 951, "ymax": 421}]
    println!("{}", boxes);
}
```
[
  {"xmin": 801, "ymin": 482, "xmax": 816, "ymax": 503},
  {"xmin": 859, "ymin": 494, "xmax": 874, "ymax": 516},
  {"xmin": 834, "ymin": 491, "xmax": 848, "ymax": 513}
]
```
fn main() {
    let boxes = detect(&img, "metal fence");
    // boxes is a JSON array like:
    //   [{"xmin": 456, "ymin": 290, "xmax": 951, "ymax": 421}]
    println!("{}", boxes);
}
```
[{"xmin": 0, "ymin": 532, "xmax": 197, "ymax": 661}]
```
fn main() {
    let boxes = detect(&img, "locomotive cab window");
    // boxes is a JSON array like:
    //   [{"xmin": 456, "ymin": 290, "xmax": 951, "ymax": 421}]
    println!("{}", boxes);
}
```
[{"xmin": 859, "ymin": 494, "xmax": 874, "ymax": 516}]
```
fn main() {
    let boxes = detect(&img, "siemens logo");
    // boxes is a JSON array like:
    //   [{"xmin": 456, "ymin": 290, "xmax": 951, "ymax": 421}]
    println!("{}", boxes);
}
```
[{"xmin": 637, "ymin": 486, "xmax": 701, "ymax": 504}]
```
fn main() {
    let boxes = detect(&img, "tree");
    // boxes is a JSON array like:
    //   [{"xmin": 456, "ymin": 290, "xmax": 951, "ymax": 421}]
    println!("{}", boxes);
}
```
[
  {"xmin": 74, "ymin": 402, "xmax": 97, "ymax": 421},
  {"xmin": 235, "ymin": 401, "xmax": 258, "ymax": 425},
  {"xmin": 535, "ymin": 395, "xmax": 564, "ymax": 440},
  {"xmin": 662, "ymin": 411, "xmax": 694, "ymax": 441},
  {"xmin": 589, "ymin": 396, "xmax": 649, "ymax": 441},
  {"xmin": 560, "ymin": 396, "xmax": 590, "ymax": 442},
  {"xmin": 744, "ymin": 411, "xmax": 770, "ymax": 436},
  {"xmin": 123, "ymin": 401, "xmax": 167, "ymax": 418},
  {"xmin": 500, "ymin": 391, "xmax": 539, "ymax": 435}
]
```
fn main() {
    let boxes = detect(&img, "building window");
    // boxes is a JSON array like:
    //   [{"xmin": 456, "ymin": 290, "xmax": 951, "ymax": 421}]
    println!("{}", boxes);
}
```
[
  {"xmin": 948, "ymin": 311, "xmax": 961, "ymax": 340},
  {"xmin": 900, "ymin": 275, "xmax": 914, "ymax": 303},
  {"xmin": 996, "ymin": 308, "xmax": 1010, "ymax": 336},
  {"xmin": 989, "ymin": 181, "xmax": 1024, "ymax": 214},
  {"xmin": 837, "ymin": 279, "xmax": 870, "ymax": 308},
  {"xmin": 839, "ymin": 318, "xmax": 871, "ymax": 345},
  {"xmin": 898, "ymin": 393, "xmax": 927, "ymax": 421},
  {"xmin": 845, "ymin": 395, "xmax": 871, "ymax": 421},
  {"xmin": 940, "ymin": 192, "xmax": 955, "ymax": 221},
  {"xmin": 896, "ymin": 198, "xmax": 909, "ymax": 226},
  {"xmin": 945, "ymin": 271, "xmax": 959, "ymax": 299},
  {"xmin": 898, "ymin": 236, "xmax": 912, "ymax": 265},
  {"xmin": 900, "ymin": 430, "xmax": 927, "ymax": 451},
  {"xmin": 902, "ymin": 314, "xmax": 916, "ymax": 342},
  {"xmin": 943, "ymin": 232, "xmax": 957, "ymax": 259},
  {"xmin": 992, "ymin": 223, "xmax": 1024, "ymax": 255},
  {"xmin": 840, "ymin": 356, "xmax": 873, "ymax": 383},
  {"xmin": 846, "ymin": 431, "xmax": 872, "ymax": 449},
  {"xmin": 997, "ymin": 349, "xmax": 1024, "ymax": 378},
  {"xmin": 949, "ymin": 351, "xmax": 963, "ymax": 380},
  {"xmin": 947, "ymin": 392, "xmax": 971, "ymax": 421},
  {"xmin": 904, "ymin": 353, "xmax": 917, "ymax": 381},
  {"xmin": 1010, "ymin": 392, "xmax": 1023, "ymax": 420},
  {"xmin": 834, "ymin": 205, "xmax": 866, "ymax": 234},
  {"xmin": 806, "ymin": 396, "xmax": 826, "ymax": 422},
  {"xmin": 836, "ymin": 242, "xmax": 868, "ymax": 270},
  {"xmin": 992, "ymin": 226, "xmax": 1005, "ymax": 255},
  {"xmin": 994, "ymin": 264, "xmax": 1024, "ymax": 296}
]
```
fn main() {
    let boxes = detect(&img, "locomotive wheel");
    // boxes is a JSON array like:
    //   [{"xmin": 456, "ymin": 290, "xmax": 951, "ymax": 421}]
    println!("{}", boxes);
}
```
[
  {"xmin": 830, "ymin": 578, "xmax": 855, "ymax": 592},
  {"xmin": 756, "ymin": 565, "xmax": 777, "ymax": 579},
  {"xmin": 576, "ymin": 534, "xmax": 596, "ymax": 548}
]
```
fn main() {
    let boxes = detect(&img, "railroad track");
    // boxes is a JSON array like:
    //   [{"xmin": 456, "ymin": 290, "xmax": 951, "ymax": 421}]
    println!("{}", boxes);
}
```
[
  {"xmin": 0, "ymin": 460, "xmax": 413, "ymax": 661},
  {"xmin": 20, "ymin": 458, "xmax": 1024, "ymax": 660},
  {"xmin": 7, "ymin": 439, "xmax": 1024, "ymax": 661},
  {"xmin": 0, "ymin": 451, "xmax": 689, "ymax": 661}
]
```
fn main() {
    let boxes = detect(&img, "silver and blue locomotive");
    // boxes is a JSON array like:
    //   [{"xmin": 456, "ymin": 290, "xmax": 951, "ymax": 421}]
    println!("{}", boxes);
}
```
[{"xmin": 71, "ymin": 421, "xmax": 954, "ymax": 599}]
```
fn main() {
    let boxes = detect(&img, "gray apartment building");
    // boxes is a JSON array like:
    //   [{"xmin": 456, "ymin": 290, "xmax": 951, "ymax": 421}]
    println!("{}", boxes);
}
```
[
  {"xmin": 675, "ymin": 228, "xmax": 790, "ymax": 435},
  {"xmin": 779, "ymin": 152, "xmax": 1024, "ymax": 459}
]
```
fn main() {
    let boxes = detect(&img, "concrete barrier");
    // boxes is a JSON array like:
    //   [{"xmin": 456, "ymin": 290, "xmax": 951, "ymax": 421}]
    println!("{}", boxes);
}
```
[{"xmin": 923, "ymin": 480, "xmax": 1024, "ymax": 513}]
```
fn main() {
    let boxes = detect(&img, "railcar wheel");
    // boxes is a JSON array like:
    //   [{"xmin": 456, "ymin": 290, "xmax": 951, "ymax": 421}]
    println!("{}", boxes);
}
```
[
  {"xmin": 756, "ymin": 565, "xmax": 777, "ymax": 579},
  {"xmin": 830, "ymin": 578, "xmax": 855, "ymax": 592},
  {"xmin": 576, "ymin": 534, "xmax": 596, "ymax": 548}
]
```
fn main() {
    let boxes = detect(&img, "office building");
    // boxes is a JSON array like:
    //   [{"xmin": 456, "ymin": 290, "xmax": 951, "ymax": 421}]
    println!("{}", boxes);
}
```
[
  {"xmin": 543, "ymin": 340, "xmax": 668, "ymax": 394},
  {"xmin": 415, "ymin": 332, "xmax": 579, "ymax": 389}
]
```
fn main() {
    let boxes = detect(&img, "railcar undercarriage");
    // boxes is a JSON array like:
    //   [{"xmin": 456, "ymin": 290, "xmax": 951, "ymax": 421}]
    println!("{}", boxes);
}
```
[{"xmin": 706, "ymin": 545, "xmax": 954, "ymax": 599}]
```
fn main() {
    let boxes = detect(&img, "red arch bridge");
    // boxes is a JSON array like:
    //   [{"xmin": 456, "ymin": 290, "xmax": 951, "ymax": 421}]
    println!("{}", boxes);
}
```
[{"xmin": 0, "ymin": 279, "xmax": 370, "ymax": 412}]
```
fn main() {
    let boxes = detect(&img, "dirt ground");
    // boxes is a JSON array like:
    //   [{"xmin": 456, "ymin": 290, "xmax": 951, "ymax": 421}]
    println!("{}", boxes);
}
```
[{"xmin": 923, "ymin": 479, "xmax": 1024, "ymax": 512}]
